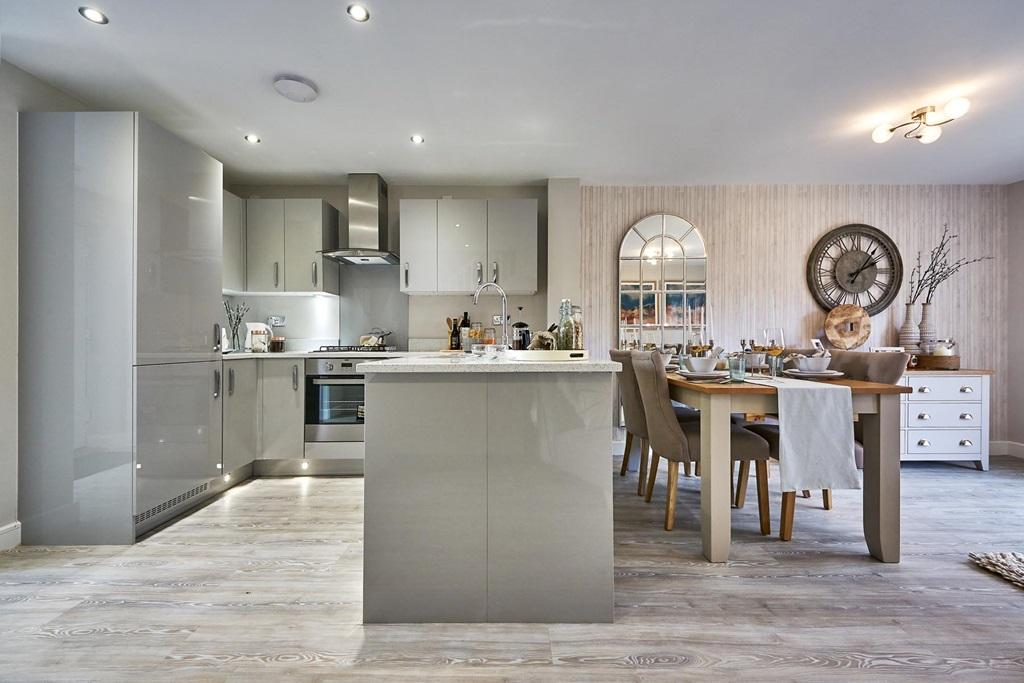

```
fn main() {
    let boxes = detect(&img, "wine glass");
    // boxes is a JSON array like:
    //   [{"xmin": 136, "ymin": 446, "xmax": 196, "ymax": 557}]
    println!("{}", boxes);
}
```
[
  {"xmin": 763, "ymin": 328, "xmax": 786, "ymax": 377},
  {"xmin": 688, "ymin": 330, "xmax": 708, "ymax": 357}
]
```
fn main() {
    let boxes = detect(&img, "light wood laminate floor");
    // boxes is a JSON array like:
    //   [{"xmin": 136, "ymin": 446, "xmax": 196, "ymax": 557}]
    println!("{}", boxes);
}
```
[{"xmin": 2, "ymin": 457, "xmax": 1023, "ymax": 681}]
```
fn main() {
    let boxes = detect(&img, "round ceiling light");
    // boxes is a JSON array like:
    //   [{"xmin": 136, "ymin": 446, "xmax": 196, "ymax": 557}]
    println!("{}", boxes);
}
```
[
  {"xmin": 244, "ymin": 134, "xmax": 262, "ymax": 144},
  {"xmin": 410, "ymin": 134, "xmax": 425, "ymax": 145},
  {"xmin": 273, "ymin": 75, "xmax": 319, "ymax": 103},
  {"xmin": 347, "ymin": 4, "xmax": 370, "ymax": 22},
  {"xmin": 78, "ymin": 6, "xmax": 109, "ymax": 24}
]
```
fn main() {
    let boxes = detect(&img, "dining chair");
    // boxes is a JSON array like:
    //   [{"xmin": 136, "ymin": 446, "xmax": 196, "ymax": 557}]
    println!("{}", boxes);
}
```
[
  {"xmin": 745, "ymin": 349, "xmax": 910, "ymax": 540},
  {"xmin": 632, "ymin": 350, "xmax": 772, "ymax": 533},
  {"xmin": 610, "ymin": 350, "xmax": 700, "ymax": 495}
]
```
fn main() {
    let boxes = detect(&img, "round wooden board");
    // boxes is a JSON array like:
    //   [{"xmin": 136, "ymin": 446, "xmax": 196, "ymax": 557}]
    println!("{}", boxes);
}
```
[{"xmin": 824, "ymin": 304, "xmax": 871, "ymax": 350}]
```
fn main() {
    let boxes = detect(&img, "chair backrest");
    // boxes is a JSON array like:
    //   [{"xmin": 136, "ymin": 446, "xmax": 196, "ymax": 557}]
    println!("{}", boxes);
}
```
[
  {"xmin": 828, "ymin": 350, "xmax": 910, "ymax": 384},
  {"xmin": 610, "ymin": 349, "xmax": 648, "ymax": 439},
  {"xmin": 631, "ymin": 350, "xmax": 688, "ymax": 461}
]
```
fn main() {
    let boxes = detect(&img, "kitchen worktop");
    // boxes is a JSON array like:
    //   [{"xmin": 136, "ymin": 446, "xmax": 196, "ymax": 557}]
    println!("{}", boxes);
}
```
[
  {"xmin": 222, "ymin": 351, "xmax": 426, "ymax": 360},
  {"xmin": 357, "ymin": 356, "xmax": 620, "ymax": 373}
]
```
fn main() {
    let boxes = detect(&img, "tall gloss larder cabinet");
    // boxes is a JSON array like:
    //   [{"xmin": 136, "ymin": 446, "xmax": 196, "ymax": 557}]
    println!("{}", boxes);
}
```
[{"xmin": 19, "ymin": 112, "xmax": 225, "ymax": 544}]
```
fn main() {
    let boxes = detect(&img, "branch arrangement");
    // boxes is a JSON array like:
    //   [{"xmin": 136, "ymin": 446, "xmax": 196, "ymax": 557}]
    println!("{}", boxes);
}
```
[
  {"xmin": 224, "ymin": 299, "xmax": 250, "ymax": 340},
  {"xmin": 906, "ymin": 224, "xmax": 992, "ymax": 304}
]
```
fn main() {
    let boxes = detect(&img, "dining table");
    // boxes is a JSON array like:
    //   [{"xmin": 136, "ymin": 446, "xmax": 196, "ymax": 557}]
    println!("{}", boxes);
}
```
[{"xmin": 667, "ymin": 374, "xmax": 912, "ymax": 563}]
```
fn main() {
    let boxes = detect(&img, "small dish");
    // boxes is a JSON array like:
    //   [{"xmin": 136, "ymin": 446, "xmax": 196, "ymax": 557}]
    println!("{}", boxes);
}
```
[
  {"xmin": 784, "ymin": 369, "xmax": 845, "ymax": 380},
  {"xmin": 677, "ymin": 369, "xmax": 729, "ymax": 381}
]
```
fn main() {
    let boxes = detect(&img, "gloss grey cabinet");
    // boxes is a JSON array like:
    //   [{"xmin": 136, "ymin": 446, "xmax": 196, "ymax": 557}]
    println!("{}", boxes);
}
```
[
  {"xmin": 261, "ymin": 359, "xmax": 305, "ymax": 460},
  {"xmin": 246, "ymin": 198, "xmax": 284, "ymax": 292},
  {"xmin": 245, "ymin": 198, "xmax": 340, "ymax": 294},
  {"xmin": 19, "ymin": 111, "xmax": 224, "ymax": 544},
  {"xmin": 437, "ymin": 199, "xmax": 488, "ymax": 294},
  {"xmin": 223, "ymin": 360, "xmax": 260, "ymax": 473},
  {"xmin": 222, "ymin": 189, "xmax": 246, "ymax": 292},
  {"xmin": 399, "ymin": 199, "xmax": 439, "ymax": 294}
]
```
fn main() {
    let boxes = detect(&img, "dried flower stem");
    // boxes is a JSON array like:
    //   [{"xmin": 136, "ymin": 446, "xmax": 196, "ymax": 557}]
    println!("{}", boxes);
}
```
[{"xmin": 906, "ymin": 224, "xmax": 992, "ymax": 304}]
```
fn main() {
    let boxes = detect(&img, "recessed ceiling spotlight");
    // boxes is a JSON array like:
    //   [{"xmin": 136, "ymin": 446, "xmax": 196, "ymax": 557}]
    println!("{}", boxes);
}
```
[
  {"xmin": 410, "ymin": 134, "xmax": 425, "ymax": 145},
  {"xmin": 347, "ymin": 4, "xmax": 370, "ymax": 22},
  {"xmin": 273, "ymin": 75, "xmax": 319, "ymax": 103},
  {"xmin": 244, "ymin": 134, "xmax": 262, "ymax": 144},
  {"xmin": 78, "ymin": 6, "xmax": 109, "ymax": 24}
]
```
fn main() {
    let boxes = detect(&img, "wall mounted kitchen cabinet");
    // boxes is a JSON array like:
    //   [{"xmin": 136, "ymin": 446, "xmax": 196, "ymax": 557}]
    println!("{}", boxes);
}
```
[
  {"xmin": 246, "ymin": 198, "xmax": 340, "ymax": 294},
  {"xmin": 19, "ymin": 111, "xmax": 224, "ymax": 544},
  {"xmin": 223, "ymin": 360, "xmax": 260, "ymax": 473},
  {"xmin": 399, "ymin": 198, "xmax": 538, "ymax": 295},
  {"xmin": 261, "ymin": 359, "xmax": 305, "ymax": 460},
  {"xmin": 399, "ymin": 199, "xmax": 439, "ymax": 293},
  {"xmin": 222, "ymin": 189, "xmax": 246, "ymax": 292}
]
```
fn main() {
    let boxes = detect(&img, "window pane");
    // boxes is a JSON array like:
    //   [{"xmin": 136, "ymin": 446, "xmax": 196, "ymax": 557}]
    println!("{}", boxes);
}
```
[
  {"xmin": 619, "ymin": 229, "xmax": 644, "ymax": 258},
  {"xmin": 682, "ymin": 229, "xmax": 706, "ymax": 257},
  {"xmin": 634, "ymin": 215, "xmax": 663, "ymax": 240},
  {"xmin": 664, "ymin": 215, "xmax": 694, "ymax": 239},
  {"xmin": 686, "ymin": 258, "xmax": 706, "ymax": 286}
]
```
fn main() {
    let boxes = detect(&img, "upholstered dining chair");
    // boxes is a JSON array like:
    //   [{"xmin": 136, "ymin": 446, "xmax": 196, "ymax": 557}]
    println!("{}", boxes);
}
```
[
  {"xmin": 611, "ymin": 349, "xmax": 699, "ymax": 495},
  {"xmin": 745, "ymin": 349, "xmax": 910, "ymax": 540},
  {"xmin": 632, "ymin": 350, "xmax": 772, "ymax": 533}
]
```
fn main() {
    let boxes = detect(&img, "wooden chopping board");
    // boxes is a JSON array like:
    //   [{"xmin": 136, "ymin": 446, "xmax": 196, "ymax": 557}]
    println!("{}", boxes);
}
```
[{"xmin": 824, "ymin": 304, "xmax": 871, "ymax": 350}]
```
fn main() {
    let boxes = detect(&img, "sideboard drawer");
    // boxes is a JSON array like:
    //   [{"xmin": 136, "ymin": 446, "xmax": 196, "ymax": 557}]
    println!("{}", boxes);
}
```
[
  {"xmin": 905, "ymin": 403, "xmax": 982, "ymax": 428},
  {"xmin": 907, "ymin": 429, "xmax": 982, "ymax": 455},
  {"xmin": 907, "ymin": 375, "xmax": 983, "ymax": 402}
]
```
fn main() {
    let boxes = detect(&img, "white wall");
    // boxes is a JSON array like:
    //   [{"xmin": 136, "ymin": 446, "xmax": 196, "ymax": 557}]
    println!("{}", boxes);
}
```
[
  {"xmin": 1008, "ymin": 180, "xmax": 1024, "ymax": 447},
  {"xmin": 547, "ymin": 178, "xmax": 582, "ymax": 324},
  {"xmin": 0, "ymin": 59, "xmax": 86, "ymax": 548}
]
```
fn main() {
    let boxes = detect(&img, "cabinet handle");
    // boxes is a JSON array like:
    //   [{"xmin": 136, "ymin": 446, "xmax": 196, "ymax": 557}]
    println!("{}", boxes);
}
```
[
  {"xmin": 491, "ymin": 261, "xmax": 499, "ymax": 284},
  {"xmin": 213, "ymin": 323, "xmax": 221, "ymax": 352},
  {"xmin": 960, "ymin": 386, "xmax": 973, "ymax": 393},
  {"xmin": 228, "ymin": 367, "xmax": 235, "ymax": 396},
  {"xmin": 917, "ymin": 412, "xmax": 930, "ymax": 421},
  {"xmin": 213, "ymin": 369, "xmax": 221, "ymax": 399},
  {"xmin": 917, "ymin": 386, "xmax": 931, "ymax": 393},
  {"xmin": 959, "ymin": 439, "xmax": 974, "ymax": 447},
  {"xmin": 476, "ymin": 261, "xmax": 483, "ymax": 285},
  {"xmin": 960, "ymin": 412, "xmax": 974, "ymax": 420},
  {"xmin": 274, "ymin": 262, "xmax": 280, "ymax": 288},
  {"xmin": 404, "ymin": 262, "xmax": 409, "ymax": 288},
  {"xmin": 312, "ymin": 261, "xmax": 318, "ymax": 287},
  {"xmin": 292, "ymin": 364, "xmax": 299, "ymax": 391},
  {"xmin": 917, "ymin": 439, "xmax": 930, "ymax": 447}
]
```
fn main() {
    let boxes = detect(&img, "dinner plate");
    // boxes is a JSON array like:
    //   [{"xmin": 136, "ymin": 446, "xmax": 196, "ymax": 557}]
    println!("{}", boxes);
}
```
[
  {"xmin": 677, "ymin": 369, "xmax": 729, "ymax": 380},
  {"xmin": 784, "ymin": 369, "xmax": 845, "ymax": 380}
]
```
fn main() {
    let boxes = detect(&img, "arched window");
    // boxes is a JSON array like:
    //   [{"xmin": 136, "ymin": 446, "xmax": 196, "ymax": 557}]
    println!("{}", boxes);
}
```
[{"xmin": 618, "ymin": 214, "xmax": 707, "ymax": 352}]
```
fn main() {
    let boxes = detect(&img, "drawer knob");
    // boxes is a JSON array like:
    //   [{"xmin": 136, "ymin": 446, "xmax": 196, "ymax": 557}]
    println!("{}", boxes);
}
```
[
  {"xmin": 960, "ymin": 439, "xmax": 974, "ymax": 447},
  {"xmin": 917, "ymin": 412, "xmax": 930, "ymax": 420},
  {"xmin": 918, "ymin": 386, "xmax": 931, "ymax": 393},
  {"xmin": 960, "ymin": 386, "xmax": 973, "ymax": 393},
  {"xmin": 960, "ymin": 413, "xmax": 974, "ymax": 421},
  {"xmin": 917, "ymin": 439, "xmax": 930, "ymax": 447}
]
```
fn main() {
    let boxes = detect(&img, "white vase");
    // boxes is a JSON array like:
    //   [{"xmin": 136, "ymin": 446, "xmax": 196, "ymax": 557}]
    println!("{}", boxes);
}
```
[
  {"xmin": 918, "ymin": 302, "xmax": 937, "ymax": 347},
  {"xmin": 898, "ymin": 303, "xmax": 920, "ymax": 352}
]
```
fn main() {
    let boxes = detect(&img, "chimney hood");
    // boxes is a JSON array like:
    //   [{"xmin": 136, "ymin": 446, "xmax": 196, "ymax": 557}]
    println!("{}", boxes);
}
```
[{"xmin": 323, "ymin": 173, "xmax": 398, "ymax": 264}]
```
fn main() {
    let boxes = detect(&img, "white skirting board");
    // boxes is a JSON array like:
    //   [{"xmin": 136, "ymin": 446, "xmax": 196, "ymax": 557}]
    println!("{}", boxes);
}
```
[
  {"xmin": 0, "ymin": 521, "xmax": 21, "ymax": 551},
  {"xmin": 993, "ymin": 441, "xmax": 1024, "ymax": 459}
]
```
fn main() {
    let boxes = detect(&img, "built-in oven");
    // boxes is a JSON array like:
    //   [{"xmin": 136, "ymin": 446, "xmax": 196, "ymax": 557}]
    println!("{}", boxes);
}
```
[{"xmin": 304, "ymin": 357, "xmax": 382, "ymax": 443}]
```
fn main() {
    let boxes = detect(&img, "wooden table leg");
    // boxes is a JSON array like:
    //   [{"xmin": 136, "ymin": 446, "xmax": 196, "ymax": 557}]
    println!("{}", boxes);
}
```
[
  {"xmin": 699, "ymin": 393, "xmax": 732, "ymax": 562},
  {"xmin": 861, "ymin": 393, "xmax": 901, "ymax": 562}
]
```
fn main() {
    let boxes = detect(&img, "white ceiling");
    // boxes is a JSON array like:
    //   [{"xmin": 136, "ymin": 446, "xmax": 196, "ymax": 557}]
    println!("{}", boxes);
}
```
[{"xmin": 2, "ymin": 0, "xmax": 1023, "ymax": 185}]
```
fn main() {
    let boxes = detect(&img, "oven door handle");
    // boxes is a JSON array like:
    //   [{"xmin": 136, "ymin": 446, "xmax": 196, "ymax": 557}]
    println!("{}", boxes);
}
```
[{"xmin": 311, "ymin": 378, "xmax": 364, "ymax": 385}]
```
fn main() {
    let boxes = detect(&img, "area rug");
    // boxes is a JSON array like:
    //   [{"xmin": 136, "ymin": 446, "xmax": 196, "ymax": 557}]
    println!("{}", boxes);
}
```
[{"xmin": 969, "ymin": 552, "xmax": 1024, "ymax": 589}]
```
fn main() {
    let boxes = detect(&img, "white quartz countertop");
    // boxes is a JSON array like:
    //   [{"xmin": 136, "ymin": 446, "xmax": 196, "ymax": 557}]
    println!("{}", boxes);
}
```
[
  {"xmin": 357, "ymin": 356, "xmax": 620, "ymax": 373},
  {"xmin": 222, "ymin": 351, "xmax": 428, "ymax": 361}
]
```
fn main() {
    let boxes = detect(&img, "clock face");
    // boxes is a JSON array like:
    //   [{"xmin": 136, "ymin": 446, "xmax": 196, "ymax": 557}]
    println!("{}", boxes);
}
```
[{"xmin": 806, "ymin": 224, "xmax": 903, "ymax": 316}]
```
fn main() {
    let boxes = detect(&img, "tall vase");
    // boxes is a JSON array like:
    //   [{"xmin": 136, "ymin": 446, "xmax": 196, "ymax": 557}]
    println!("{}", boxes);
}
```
[
  {"xmin": 898, "ymin": 302, "xmax": 920, "ymax": 353},
  {"xmin": 918, "ymin": 302, "xmax": 937, "ymax": 349}
]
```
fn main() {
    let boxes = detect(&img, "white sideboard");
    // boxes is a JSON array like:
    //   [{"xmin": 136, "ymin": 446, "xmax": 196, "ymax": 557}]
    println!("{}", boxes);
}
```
[{"xmin": 900, "ymin": 369, "xmax": 992, "ymax": 470}]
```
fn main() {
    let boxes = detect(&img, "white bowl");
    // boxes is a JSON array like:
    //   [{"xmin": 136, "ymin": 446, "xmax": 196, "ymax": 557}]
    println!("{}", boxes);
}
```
[
  {"xmin": 685, "ymin": 357, "xmax": 719, "ymax": 373},
  {"xmin": 796, "ymin": 356, "xmax": 831, "ymax": 372}
]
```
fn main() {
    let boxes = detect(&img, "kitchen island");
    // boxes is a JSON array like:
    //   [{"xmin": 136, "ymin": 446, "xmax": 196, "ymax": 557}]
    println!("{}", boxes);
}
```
[{"xmin": 358, "ymin": 355, "xmax": 620, "ymax": 623}]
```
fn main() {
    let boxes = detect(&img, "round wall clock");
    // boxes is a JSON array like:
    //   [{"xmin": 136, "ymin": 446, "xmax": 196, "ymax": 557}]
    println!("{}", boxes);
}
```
[{"xmin": 806, "ymin": 224, "xmax": 903, "ymax": 316}]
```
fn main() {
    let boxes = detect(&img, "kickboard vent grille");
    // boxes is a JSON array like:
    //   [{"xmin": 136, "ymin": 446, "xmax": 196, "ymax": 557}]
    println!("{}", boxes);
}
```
[{"xmin": 134, "ymin": 482, "xmax": 209, "ymax": 524}]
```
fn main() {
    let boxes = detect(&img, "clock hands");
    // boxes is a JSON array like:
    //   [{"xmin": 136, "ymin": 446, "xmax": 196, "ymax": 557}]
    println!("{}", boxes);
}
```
[{"xmin": 847, "ymin": 248, "xmax": 882, "ymax": 285}]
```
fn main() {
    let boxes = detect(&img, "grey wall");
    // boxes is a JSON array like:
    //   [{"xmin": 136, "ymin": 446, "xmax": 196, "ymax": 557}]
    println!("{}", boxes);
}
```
[
  {"xmin": 1009, "ymin": 180, "xmax": 1024, "ymax": 446},
  {"xmin": 0, "ymin": 59, "xmax": 85, "ymax": 547},
  {"xmin": 547, "ymin": 178, "xmax": 582, "ymax": 324}
]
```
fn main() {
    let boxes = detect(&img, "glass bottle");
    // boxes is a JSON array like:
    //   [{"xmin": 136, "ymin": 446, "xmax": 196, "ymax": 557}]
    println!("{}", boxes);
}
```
[
  {"xmin": 571, "ymin": 305, "xmax": 584, "ymax": 350},
  {"xmin": 557, "ymin": 299, "xmax": 574, "ymax": 350}
]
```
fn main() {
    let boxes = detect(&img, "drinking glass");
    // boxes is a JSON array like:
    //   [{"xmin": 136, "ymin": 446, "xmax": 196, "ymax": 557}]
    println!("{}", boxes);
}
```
[
  {"xmin": 728, "ymin": 355, "xmax": 746, "ymax": 382},
  {"xmin": 763, "ymin": 328, "xmax": 786, "ymax": 377},
  {"xmin": 688, "ymin": 330, "xmax": 709, "ymax": 358}
]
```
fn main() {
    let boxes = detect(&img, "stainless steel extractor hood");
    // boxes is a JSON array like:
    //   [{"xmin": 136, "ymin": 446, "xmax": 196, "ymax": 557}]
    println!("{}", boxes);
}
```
[{"xmin": 323, "ymin": 173, "xmax": 398, "ymax": 264}]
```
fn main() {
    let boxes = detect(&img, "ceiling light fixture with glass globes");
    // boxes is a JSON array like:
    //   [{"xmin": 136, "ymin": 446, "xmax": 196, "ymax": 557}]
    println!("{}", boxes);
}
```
[{"xmin": 871, "ymin": 97, "xmax": 970, "ymax": 145}]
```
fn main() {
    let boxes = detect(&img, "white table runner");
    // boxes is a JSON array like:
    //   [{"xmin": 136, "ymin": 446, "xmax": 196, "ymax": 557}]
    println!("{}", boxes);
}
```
[{"xmin": 748, "ymin": 377, "xmax": 861, "ymax": 491}]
